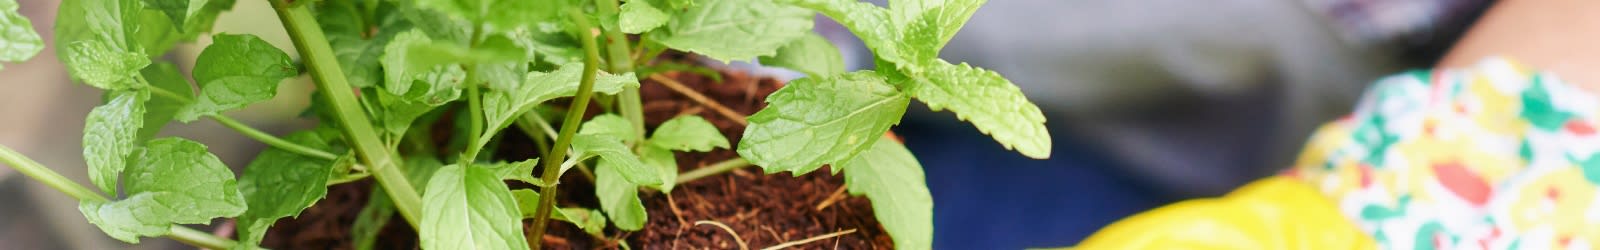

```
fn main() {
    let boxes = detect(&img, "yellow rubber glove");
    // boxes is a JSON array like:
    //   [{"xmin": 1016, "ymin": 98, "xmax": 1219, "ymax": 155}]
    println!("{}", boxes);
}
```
[{"xmin": 1074, "ymin": 177, "xmax": 1375, "ymax": 250}]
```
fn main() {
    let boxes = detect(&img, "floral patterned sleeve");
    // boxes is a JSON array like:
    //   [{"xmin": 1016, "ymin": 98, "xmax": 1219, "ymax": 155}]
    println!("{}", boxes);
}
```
[{"xmin": 1290, "ymin": 58, "xmax": 1600, "ymax": 249}]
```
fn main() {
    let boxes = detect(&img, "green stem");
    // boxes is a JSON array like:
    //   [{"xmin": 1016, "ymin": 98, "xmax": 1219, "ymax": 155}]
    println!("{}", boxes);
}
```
[
  {"xmin": 520, "ymin": 112, "xmax": 595, "ymax": 182},
  {"xmin": 209, "ymin": 115, "xmax": 340, "ymax": 161},
  {"xmin": 270, "ymin": 0, "xmax": 423, "ymax": 227},
  {"xmin": 0, "ymin": 145, "xmax": 241, "ymax": 249},
  {"xmin": 595, "ymin": 0, "xmax": 646, "ymax": 145},
  {"xmin": 148, "ymin": 86, "xmax": 192, "ymax": 103},
  {"xmin": 461, "ymin": 64, "xmax": 484, "ymax": 163},
  {"xmin": 675, "ymin": 158, "xmax": 750, "ymax": 184},
  {"xmin": 529, "ymin": 10, "xmax": 605, "ymax": 249}
]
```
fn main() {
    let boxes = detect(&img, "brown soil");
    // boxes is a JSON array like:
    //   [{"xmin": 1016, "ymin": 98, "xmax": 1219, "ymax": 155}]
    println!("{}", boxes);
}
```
[{"xmin": 261, "ymin": 64, "xmax": 892, "ymax": 249}]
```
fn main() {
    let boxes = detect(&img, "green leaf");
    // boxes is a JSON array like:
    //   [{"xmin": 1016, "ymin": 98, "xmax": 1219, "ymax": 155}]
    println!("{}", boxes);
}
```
[
  {"xmin": 620, "ymin": 0, "xmax": 668, "ymax": 34},
  {"xmin": 482, "ymin": 159, "xmax": 543, "ymax": 186},
  {"xmin": 639, "ymin": 144, "xmax": 678, "ymax": 193},
  {"xmin": 80, "ymin": 138, "xmax": 248, "ymax": 243},
  {"xmin": 84, "ymin": 90, "xmax": 147, "ymax": 194},
  {"xmin": 895, "ymin": 0, "xmax": 982, "ymax": 62},
  {"xmin": 413, "ymin": 0, "xmax": 539, "ymax": 31},
  {"xmin": 175, "ymin": 34, "xmax": 297, "ymax": 122},
  {"xmin": 351, "ymin": 186, "xmax": 395, "ymax": 250},
  {"xmin": 775, "ymin": 0, "xmax": 899, "ymax": 64},
  {"xmin": 56, "ymin": 0, "xmax": 149, "ymax": 90},
  {"xmin": 579, "ymin": 114, "xmax": 636, "ymax": 143},
  {"xmin": 234, "ymin": 132, "xmax": 337, "ymax": 249},
  {"xmin": 0, "ymin": 0, "xmax": 42, "ymax": 67},
  {"xmin": 405, "ymin": 155, "xmax": 447, "ymax": 193},
  {"xmin": 572, "ymin": 134, "xmax": 662, "ymax": 186},
  {"xmin": 737, "ymin": 72, "xmax": 908, "ymax": 174},
  {"xmin": 480, "ymin": 62, "xmax": 638, "ymax": 146},
  {"xmin": 653, "ymin": 0, "xmax": 813, "ymax": 62},
  {"xmin": 509, "ymin": 190, "xmax": 608, "ymax": 236},
  {"xmin": 420, "ymin": 164, "xmax": 531, "ymax": 250},
  {"xmin": 649, "ymin": 115, "xmax": 728, "ymax": 152},
  {"xmin": 474, "ymin": 30, "xmax": 537, "ymax": 91},
  {"xmin": 904, "ymin": 60, "xmax": 1050, "ymax": 158},
  {"xmin": 140, "ymin": 0, "xmax": 207, "ymax": 30},
  {"xmin": 381, "ymin": 29, "xmax": 467, "ymax": 105},
  {"xmin": 373, "ymin": 89, "xmax": 442, "ymax": 138},
  {"xmin": 760, "ymin": 33, "xmax": 845, "ymax": 76},
  {"xmin": 319, "ymin": 1, "xmax": 408, "ymax": 88},
  {"xmin": 595, "ymin": 159, "xmax": 648, "ymax": 230},
  {"xmin": 664, "ymin": 0, "xmax": 695, "ymax": 9},
  {"xmin": 841, "ymin": 138, "xmax": 932, "ymax": 250},
  {"xmin": 137, "ymin": 62, "xmax": 192, "ymax": 141},
  {"xmin": 63, "ymin": 40, "xmax": 151, "ymax": 90}
]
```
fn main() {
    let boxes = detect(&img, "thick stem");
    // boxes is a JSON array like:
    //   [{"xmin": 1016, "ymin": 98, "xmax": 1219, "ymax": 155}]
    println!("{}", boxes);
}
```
[
  {"xmin": 676, "ymin": 158, "xmax": 750, "ymax": 184},
  {"xmin": 269, "ymin": 0, "xmax": 423, "ymax": 227},
  {"xmin": 529, "ymin": 10, "xmax": 605, "ymax": 248},
  {"xmin": 596, "ymin": 0, "xmax": 646, "ymax": 144},
  {"xmin": 209, "ymin": 115, "xmax": 340, "ymax": 161},
  {"xmin": 0, "ymin": 145, "xmax": 241, "ymax": 249},
  {"xmin": 461, "ymin": 64, "xmax": 485, "ymax": 163}
]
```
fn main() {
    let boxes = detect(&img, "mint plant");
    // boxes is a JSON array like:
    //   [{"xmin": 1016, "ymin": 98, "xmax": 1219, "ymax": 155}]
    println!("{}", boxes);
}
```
[{"xmin": 0, "ymin": 0, "xmax": 1049, "ymax": 249}]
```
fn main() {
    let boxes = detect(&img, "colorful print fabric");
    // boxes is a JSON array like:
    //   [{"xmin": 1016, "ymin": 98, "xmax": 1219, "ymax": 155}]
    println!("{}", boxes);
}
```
[{"xmin": 1290, "ymin": 58, "xmax": 1600, "ymax": 250}]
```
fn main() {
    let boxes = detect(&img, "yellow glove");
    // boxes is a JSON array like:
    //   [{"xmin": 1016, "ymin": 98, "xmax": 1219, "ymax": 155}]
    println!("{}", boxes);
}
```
[{"xmin": 1074, "ymin": 177, "xmax": 1375, "ymax": 250}]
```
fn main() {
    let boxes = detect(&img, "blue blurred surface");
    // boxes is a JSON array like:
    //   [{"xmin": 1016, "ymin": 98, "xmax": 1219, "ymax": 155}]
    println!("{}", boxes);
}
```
[{"xmin": 894, "ymin": 117, "xmax": 1176, "ymax": 249}]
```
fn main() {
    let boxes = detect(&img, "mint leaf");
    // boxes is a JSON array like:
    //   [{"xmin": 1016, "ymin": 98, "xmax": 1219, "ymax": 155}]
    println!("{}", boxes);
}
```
[
  {"xmin": 649, "ymin": 115, "xmax": 728, "ymax": 152},
  {"xmin": 841, "ymin": 138, "xmax": 932, "ymax": 250},
  {"xmin": 84, "ymin": 90, "xmax": 147, "ymax": 194},
  {"xmin": 595, "ymin": 159, "xmax": 647, "ymax": 230},
  {"xmin": 482, "ymin": 158, "xmax": 541, "ymax": 186},
  {"xmin": 413, "ymin": 0, "xmax": 539, "ymax": 31},
  {"xmin": 895, "ymin": 0, "xmax": 981, "ymax": 62},
  {"xmin": 509, "ymin": 190, "xmax": 608, "ymax": 235},
  {"xmin": 775, "ymin": 0, "xmax": 899, "ymax": 64},
  {"xmin": 56, "ymin": 0, "xmax": 149, "ymax": 90},
  {"xmin": 480, "ymin": 63, "xmax": 638, "ymax": 146},
  {"xmin": 653, "ymin": 0, "xmax": 813, "ymax": 62},
  {"xmin": 176, "ymin": 33, "xmax": 297, "ymax": 122},
  {"xmin": 137, "ymin": 62, "xmax": 192, "ymax": 141},
  {"xmin": 579, "ymin": 114, "xmax": 636, "ymax": 143},
  {"xmin": 140, "ymin": 0, "xmax": 207, "ymax": 31},
  {"xmin": 737, "ymin": 72, "xmax": 908, "ymax": 174},
  {"xmin": 235, "ymin": 132, "xmax": 337, "ymax": 249},
  {"xmin": 619, "ymin": 0, "xmax": 668, "ymax": 34},
  {"xmin": 405, "ymin": 155, "xmax": 447, "ymax": 193},
  {"xmin": 904, "ymin": 60, "xmax": 1050, "ymax": 158},
  {"xmin": 638, "ymin": 145, "xmax": 678, "ymax": 193},
  {"xmin": 760, "ymin": 33, "xmax": 845, "ymax": 76},
  {"xmin": 474, "ymin": 31, "xmax": 537, "ymax": 91},
  {"xmin": 81, "ymin": 138, "xmax": 248, "ymax": 243},
  {"xmin": 374, "ymin": 89, "xmax": 441, "ymax": 138},
  {"xmin": 572, "ymin": 134, "xmax": 663, "ymax": 186},
  {"xmin": 0, "ymin": 0, "xmax": 42, "ymax": 67},
  {"xmin": 319, "ymin": 1, "xmax": 408, "ymax": 88},
  {"xmin": 420, "ymin": 164, "xmax": 531, "ymax": 250},
  {"xmin": 382, "ymin": 29, "xmax": 466, "ymax": 105}
]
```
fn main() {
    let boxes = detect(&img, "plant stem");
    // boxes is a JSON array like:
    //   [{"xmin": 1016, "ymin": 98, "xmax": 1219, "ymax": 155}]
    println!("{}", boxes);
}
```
[
  {"xmin": 461, "ymin": 64, "xmax": 485, "ymax": 163},
  {"xmin": 519, "ymin": 112, "xmax": 595, "ymax": 182},
  {"xmin": 269, "ymin": 0, "xmax": 423, "ymax": 227},
  {"xmin": 676, "ymin": 158, "xmax": 750, "ymax": 184},
  {"xmin": 595, "ymin": 0, "xmax": 646, "ymax": 144},
  {"xmin": 209, "ymin": 115, "xmax": 340, "ymax": 161},
  {"xmin": 529, "ymin": 10, "xmax": 605, "ymax": 249},
  {"xmin": 0, "ymin": 145, "xmax": 241, "ymax": 249}
]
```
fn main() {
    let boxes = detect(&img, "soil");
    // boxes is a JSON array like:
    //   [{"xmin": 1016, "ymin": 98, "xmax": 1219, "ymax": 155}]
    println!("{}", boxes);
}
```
[{"xmin": 261, "ymin": 62, "xmax": 893, "ymax": 249}]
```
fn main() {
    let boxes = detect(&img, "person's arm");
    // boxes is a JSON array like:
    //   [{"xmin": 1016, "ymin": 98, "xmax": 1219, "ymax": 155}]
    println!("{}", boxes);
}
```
[{"xmin": 1439, "ymin": 0, "xmax": 1600, "ymax": 86}]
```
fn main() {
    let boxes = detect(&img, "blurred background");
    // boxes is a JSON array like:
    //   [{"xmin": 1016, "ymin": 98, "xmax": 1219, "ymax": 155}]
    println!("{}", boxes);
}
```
[{"xmin": 0, "ymin": 0, "xmax": 1491, "ymax": 249}]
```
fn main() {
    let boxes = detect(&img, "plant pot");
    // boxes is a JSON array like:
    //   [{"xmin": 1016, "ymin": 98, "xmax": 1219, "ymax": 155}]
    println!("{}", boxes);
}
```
[{"xmin": 260, "ymin": 62, "xmax": 896, "ymax": 249}]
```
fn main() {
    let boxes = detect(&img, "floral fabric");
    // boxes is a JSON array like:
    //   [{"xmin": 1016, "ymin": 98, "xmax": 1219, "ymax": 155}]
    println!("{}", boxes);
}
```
[{"xmin": 1290, "ymin": 58, "xmax": 1600, "ymax": 250}]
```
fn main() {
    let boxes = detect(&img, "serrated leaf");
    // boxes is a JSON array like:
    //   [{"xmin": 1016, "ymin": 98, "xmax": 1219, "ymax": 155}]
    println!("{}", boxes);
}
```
[
  {"xmin": 56, "ymin": 0, "xmax": 149, "ymax": 89},
  {"xmin": 140, "ymin": 0, "xmax": 207, "ymax": 31},
  {"xmin": 81, "ymin": 138, "xmax": 248, "ymax": 243},
  {"xmin": 482, "ymin": 158, "xmax": 542, "ymax": 186},
  {"xmin": 474, "ymin": 30, "xmax": 537, "ymax": 91},
  {"xmin": 649, "ymin": 115, "xmax": 727, "ymax": 152},
  {"xmin": 382, "ymin": 29, "xmax": 467, "ymax": 105},
  {"xmin": 137, "ymin": 62, "xmax": 192, "ymax": 141},
  {"xmin": 653, "ymin": 0, "xmax": 813, "ymax": 62},
  {"xmin": 373, "ymin": 89, "xmax": 442, "ymax": 138},
  {"xmin": 479, "ymin": 63, "xmax": 638, "ymax": 148},
  {"xmin": 234, "ymin": 132, "xmax": 337, "ymax": 249},
  {"xmin": 572, "ymin": 134, "xmax": 662, "ymax": 186},
  {"xmin": 905, "ymin": 60, "xmax": 1050, "ymax": 158},
  {"xmin": 84, "ymin": 90, "xmax": 147, "ymax": 194},
  {"xmin": 319, "ymin": 1, "xmax": 408, "ymax": 88},
  {"xmin": 639, "ymin": 145, "xmax": 678, "ymax": 193},
  {"xmin": 760, "ymin": 33, "xmax": 844, "ymax": 76},
  {"xmin": 413, "ymin": 0, "xmax": 539, "ymax": 32},
  {"xmin": 737, "ymin": 72, "xmax": 908, "ymax": 174},
  {"xmin": 579, "ymin": 114, "xmax": 636, "ymax": 143},
  {"xmin": 895, "ymin": 0, "xmax": 981, "ymax": 62},
  {"xmin": 841, "ymin": 138, "xmax": 932, "ymax": 250},
  {"xmin": 775, "ymin": 0, "xmax": 901, "ymax": 65},
  {"xmin": 620, "ymin": 0, "xmax": 668, "ymax": 34},
  {"xmin": 420, "ymin": 164, "xmax": 531, "ymax": 250},
  {"xmin": 176, "ymin": 33, "xmax": 297, "ymax": 122},
  {"xmin": 0, "ymin": 0, "xmax": 42, "ymax": 67},
  {"xmin": 595, "ymin": 159, "xmax": 647, "ymax": 230}
]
